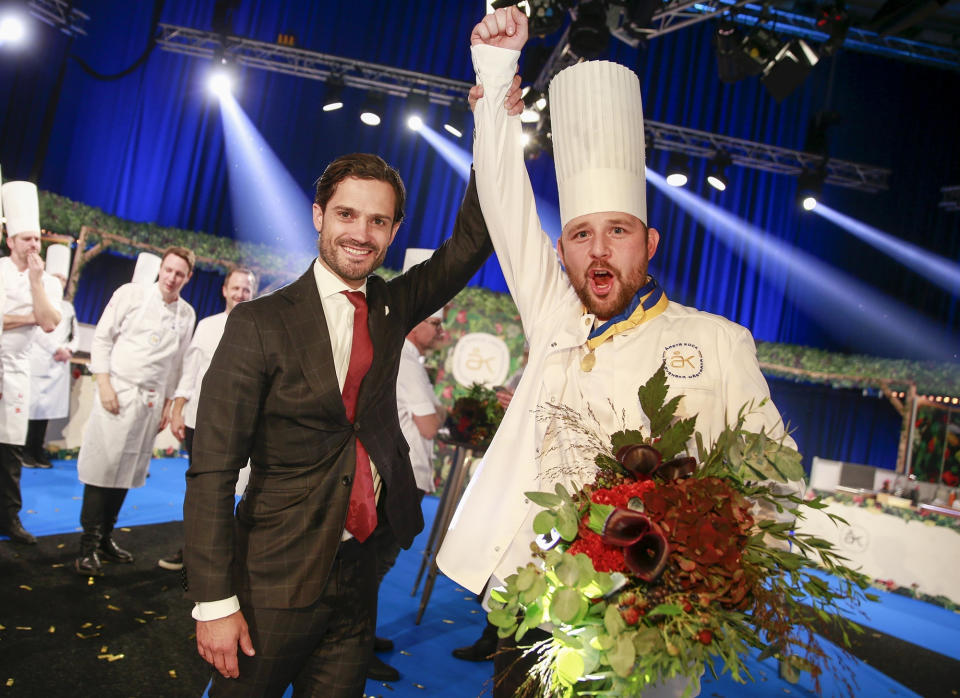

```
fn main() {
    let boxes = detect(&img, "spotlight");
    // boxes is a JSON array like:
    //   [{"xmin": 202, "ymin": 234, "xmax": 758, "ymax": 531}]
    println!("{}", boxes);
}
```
[
  {"xmin": 207, "ymin": 58, "xmax": 236, "ymax": 98},
  {"xmin": 520, "ymin": 87, "xmax": 546, "ymax": 124},
  {"xmin": 706, "ymin": 150, "xmax": 732, "ymax": 191},
  {"xmin": 0, "ymin": 12, "xmax": 26, "ymax": 44},
  {"xmin": 740, "ymin": 27, "xmax": 781, "ymax": 77},
  {"xmin": 797, "ymin": 168, "xmax": 825, "ymax": 211},
  {"xmin": 714, "ymin": 18, "xmax": 750, "ymax": 84},
  {"xmin": 444, "ymin": 101, "xmax": 468, "ymax": 139},
  {"xmin": 817, "ymin": 3, "xmax": 850, "ymax": 57},
  {"xmin": 569, "ymin": 0, "xmax": 610, "ymax": 59},
  {"xmin": 322, "ymin": 76, "xmax": 344, "ymax": 112},
  {"xmin": 665, "ymin": 152, "xmax": 689, "ymax": 187},
  {"xmin": 406, "ymin": 91, "xmax": 430, "ymax": 131},
  {"xmin": 761, "ymin": 39, "xmax": 819, "ymax": 102},
  {"xmin": 359, "ymin": 92, "xmax": 384, "ymax": 126}
]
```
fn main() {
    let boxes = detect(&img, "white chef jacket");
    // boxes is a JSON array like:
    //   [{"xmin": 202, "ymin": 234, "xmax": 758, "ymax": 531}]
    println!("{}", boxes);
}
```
[
  {"xmin": 77, "ymin": 282, "xmax": 195, "ymax": 489},
  {"xmin": 397, "ymin": 339, "xmax": 439, "ymax": 493},
  {"xmin": 173, "ymin": 311, "xmax": 229, "ymax": 430},
  {"xmin": 29, "ymin": 299, "xmax": 78, "ymax": 420},
  {"xmin": 437, "ymin": 45, "xmax": 800, "ymax": 597},
  {"xmin": 0, "ymin": 257, "xmax": 64, "ymax": 445}
]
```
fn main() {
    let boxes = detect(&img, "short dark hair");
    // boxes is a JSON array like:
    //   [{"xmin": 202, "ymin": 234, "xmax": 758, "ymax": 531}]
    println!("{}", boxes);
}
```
[
  {"xmin": 162, "ymin": 246, "xmax": 195, "ymax": 274},
  {"xmin": 313, "ymin": 153, "xmax": 405, "ymax": 224},
  {"xmin": 224, "ymin": 266, "xmax": 258, "ymax": 293}
]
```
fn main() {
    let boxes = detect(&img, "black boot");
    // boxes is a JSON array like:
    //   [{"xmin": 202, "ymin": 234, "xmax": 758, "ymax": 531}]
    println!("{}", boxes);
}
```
[
  {"xmin": 100, "ymin": 488, "xmax": 133, "ymax": 563},
  {"xmin": 75, "ymin": 527, "xmax": 104, "ymax": 576},
  {"xmin": 99, "ymin": 536, "xmax": 134, "ymax": 563},
  {"xmin": 452, "ymin": 620, "xmax": 499, "ymax": 661},
  {"xmin": 1, "ymin": 516, "xmax": 37, "ymax": 545}
]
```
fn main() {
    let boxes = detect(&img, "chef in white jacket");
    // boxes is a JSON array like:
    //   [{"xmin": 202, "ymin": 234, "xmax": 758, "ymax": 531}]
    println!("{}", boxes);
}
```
[
  {"xmin": 438, "ymin": 9, "xmax": 801, "ymax": 697},
  {"xmin": 156, "ymin": 266, "xmax": 256, "ymax": 572},
  {"xmin": 0, "ymin": 181, "xmax": 63, "ymax": 545},
  {"xmin": 74, "ymin": 247, "xmax": 195, "ymax": 575},
  {"xmin": 24, "ymin": 244, "xmax": 78, "ymax": 468}
]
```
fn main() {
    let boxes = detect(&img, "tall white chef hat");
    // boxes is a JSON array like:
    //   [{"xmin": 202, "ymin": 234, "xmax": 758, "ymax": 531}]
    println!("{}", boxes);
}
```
[
  {"xmin": 403, "ymin": 247, "xmax": 443, "ymax": 320},
  {"xmin": 1, "ymin": 181, "xmax": 41, "ymax": 238},
  {"xmin": 548, "ymin": 60, "xmax": 646, "ymax": 229},
  {"xmin": 0, "ymin": 163, "xmax": 4, "ymax": 245},
  {"xmin": 45, "ymin": 243, "xmax": 71, "ymax": 279},
  {"xmin": 132, "ymin": 252, "xmax": 162, "ymax": 285}
]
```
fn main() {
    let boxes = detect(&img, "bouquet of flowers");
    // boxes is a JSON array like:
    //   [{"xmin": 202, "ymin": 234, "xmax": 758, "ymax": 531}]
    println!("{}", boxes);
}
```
[
  {"xmin": 488, "ymin": 365, "xmax": 873, "ymax": 697},
  {"xmin": 444, "ymin": 382, "xmax": 505, "ymax": 449}
]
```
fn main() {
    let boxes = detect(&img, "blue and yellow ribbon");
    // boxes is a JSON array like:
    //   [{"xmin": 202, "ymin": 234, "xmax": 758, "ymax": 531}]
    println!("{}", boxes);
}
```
[{"xmin": 585, "ymin": 277, "xmax": 669, "ymax": 352}]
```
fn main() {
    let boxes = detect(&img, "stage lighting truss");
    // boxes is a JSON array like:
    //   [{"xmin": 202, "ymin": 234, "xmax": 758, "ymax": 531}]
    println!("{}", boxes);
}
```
[
  {"xmin": 26, "ymin": 0, "xmax": 88, "ymax": 38},
  {"xmin": 939, "ymin": 185, "xmax": 960, "ymax": 213},
  {"xmin": 706, "ymin": 150, "xmax": 732, "ymax": 191},
  {"xmin": 155, "ymin": 22, "xmax": 889, "ymax": 192}
]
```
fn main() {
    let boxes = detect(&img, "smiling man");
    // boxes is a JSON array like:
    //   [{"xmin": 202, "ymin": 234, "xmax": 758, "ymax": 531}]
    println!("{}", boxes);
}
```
[
  {"xmin": 437, "ymin": 9, "xmax": 799, "ymax": 697},
  {"xmin": 182, "ymin": 153, "xmax": 492, "ymax": 697},
  {"xmin": 74, "ymin": 247, "xmax": 196, "ymax": 575}
]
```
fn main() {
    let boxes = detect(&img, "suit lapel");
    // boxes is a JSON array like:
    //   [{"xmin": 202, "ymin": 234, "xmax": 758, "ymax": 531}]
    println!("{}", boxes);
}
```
[{"xmin": 279, "ymin": 269, "xmax": 347, "ymax": 420}]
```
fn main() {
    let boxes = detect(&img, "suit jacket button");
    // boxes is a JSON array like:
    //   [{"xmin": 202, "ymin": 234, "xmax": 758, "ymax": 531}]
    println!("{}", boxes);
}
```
[
  {"xmin": 342, "ymin": 475, "xmax": 352, "ymax": 486},
  {"xmin": 353, "ymin": 422, "xmax": 360, "ymax": 432}
]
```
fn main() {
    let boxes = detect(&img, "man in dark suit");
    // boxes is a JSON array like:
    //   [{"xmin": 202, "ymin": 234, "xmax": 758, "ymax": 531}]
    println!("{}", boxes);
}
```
[{"xmin": 182, "ymin": 153, "xmax": 493, "ymax": 696}]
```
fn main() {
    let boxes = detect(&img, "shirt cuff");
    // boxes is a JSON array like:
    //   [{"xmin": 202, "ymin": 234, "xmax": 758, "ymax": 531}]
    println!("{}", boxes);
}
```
[
  {"xmin": 192, "ymin": 596, "xmax": 240, "ymax": 621},
  {"xmin": 471, "ymin": 44, "xmax": 520, "ymax": 86}
]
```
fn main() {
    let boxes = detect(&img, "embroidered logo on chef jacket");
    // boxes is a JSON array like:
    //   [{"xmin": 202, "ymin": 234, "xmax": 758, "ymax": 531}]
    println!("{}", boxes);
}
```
[{"xmin": 663, "ymin": 343, "xmax": 703, "ymax": 379}]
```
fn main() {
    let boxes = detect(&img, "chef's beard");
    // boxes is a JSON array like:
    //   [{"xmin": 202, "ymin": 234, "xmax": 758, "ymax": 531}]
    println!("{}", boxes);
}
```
[{"xmin": 568, "ymin": 264, "xmax": 647, "ymax": 321}]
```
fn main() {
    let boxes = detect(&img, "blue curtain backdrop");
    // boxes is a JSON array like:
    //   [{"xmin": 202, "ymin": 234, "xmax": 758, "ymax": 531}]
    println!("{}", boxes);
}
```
[{"xmin": 1, "ymin": 1, "xmax": 958, "ymax": 466}]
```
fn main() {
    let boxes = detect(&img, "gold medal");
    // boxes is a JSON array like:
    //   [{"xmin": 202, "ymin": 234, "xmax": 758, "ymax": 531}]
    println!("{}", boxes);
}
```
[{"xmin": 580, "ymin": 351, "xmax": 596, "ymax": 372}]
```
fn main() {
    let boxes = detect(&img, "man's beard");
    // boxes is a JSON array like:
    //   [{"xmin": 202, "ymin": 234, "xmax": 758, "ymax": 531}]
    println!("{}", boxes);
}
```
[
  {"xmin": 316, "ymin": 225, "xmax": 388, "ymax": 282},
  {"xmin": 569, "ymin": 264, "xmax": 647, "ymax": 320}
]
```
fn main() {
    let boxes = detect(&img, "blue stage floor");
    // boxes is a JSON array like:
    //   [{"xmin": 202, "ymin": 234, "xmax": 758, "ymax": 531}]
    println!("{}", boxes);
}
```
[{"xmin": 11, "ymin": 457, "xmax": 957, "ymax": 697}]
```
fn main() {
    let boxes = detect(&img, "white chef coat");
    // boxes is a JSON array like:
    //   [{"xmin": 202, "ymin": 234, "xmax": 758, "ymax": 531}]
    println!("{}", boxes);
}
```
[
  {"xmin": 29, "ymin": 299, "xmax": 78, "ymax": 420},
  {"xmin": 397, "ymin": 339, "xmax": 439, "ymax": 493},
  {"xmin": 0, "ymin": 257, "xmax": 64, "ymax": 445},
  {"xmin": 437, "ymin": 45, "xmax": 800, "ymax": 599},
  {"xmin": 77, "ymin": 282, "xmax": 194, "ymax": 489},
  {"xmin": 173, "ymin": 311, "xmax": 228, "ymax": 430}
]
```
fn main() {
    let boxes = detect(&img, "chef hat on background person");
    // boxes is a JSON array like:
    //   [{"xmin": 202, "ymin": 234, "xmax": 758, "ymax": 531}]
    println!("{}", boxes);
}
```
[
  {"xmin": 403, "ymin": 247, "xmax": 443, "ymax": 320},
  {"xmin": 549, "ymin": 60, "xmax": 647, "ymax": 229},
  {"xmin": 45, "ymin": 244, "xmax": 71, "ymax": 279},
  {"xmin": 0, "ymin": 163, "xmax": 4, "ymax": 245},
  {"xmin": 132, "ymin": 252, "xmax": 162, "ymax": 285},
  {"xmin": 1, "ymin": 181, "xmax": 41, "ymax": 238}
]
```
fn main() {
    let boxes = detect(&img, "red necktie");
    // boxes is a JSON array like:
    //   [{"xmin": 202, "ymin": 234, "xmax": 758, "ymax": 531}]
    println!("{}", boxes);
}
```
[{"xmin": 341, "ymin": 291, "xmax": 377, "ymax": 542}]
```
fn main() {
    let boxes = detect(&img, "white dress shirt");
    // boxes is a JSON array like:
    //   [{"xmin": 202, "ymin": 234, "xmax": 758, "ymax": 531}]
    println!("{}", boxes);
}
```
[{"xmin": 397, "ymin": 339, "xmax": 439, "ymax": 493}]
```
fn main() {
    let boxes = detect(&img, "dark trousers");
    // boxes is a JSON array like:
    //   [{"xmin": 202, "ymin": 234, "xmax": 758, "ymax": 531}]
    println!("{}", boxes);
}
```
[
  {"xmin": 25, "ymin": 419, "xmax": 49, "ymax": 461},
  {"xmin": 184, "ymin": 426, "xmax": 194, "ymax": 462},
  {"xmin": 210, "ymin": 538, "xmax": 378, "ymax": 698},
  {"xmin": 0, "ymin": 443, "xmax": 23, "ymax": 524},
  {"xmin": 494, "ymin": 627, "xmax": 551, "ymax": 698},
  {"xmin": 79, "ymin": 484, "xmax": 128, "ymax": 544}
]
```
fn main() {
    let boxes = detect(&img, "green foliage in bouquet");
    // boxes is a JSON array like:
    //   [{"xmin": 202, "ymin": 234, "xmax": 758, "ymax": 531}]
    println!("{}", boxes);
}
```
[
  {"xmin": 444, "ymin": 383, "xmax": 505, "ymax": 449},
  {"xmin": 488, "ymin": 365, "xmax": 875, "ymax": 697}
]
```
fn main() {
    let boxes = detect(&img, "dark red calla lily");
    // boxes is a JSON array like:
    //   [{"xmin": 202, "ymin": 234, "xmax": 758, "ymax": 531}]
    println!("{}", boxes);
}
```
[
  {"xmin": 658, "ymin": 456, "xmax": 697, "ymax": 481},
  {"xmin": 624, "ymin": 529, "xmax": 669, "ymax": 582},
  {"xmin": 616, "ymin": 444, "xmax": 662, "ymax": 480},
  {"xmin": 601, "ymin": 507, "xmax": 652, "ymax": 546}
]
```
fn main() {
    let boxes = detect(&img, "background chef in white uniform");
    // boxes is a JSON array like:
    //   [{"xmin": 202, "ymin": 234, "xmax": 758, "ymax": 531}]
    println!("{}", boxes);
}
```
[
  {"xmin": 157, "ymin": 266, "xmax": 257, "ymax": 572},
  {"xmin": 438, "ymin": 9, "xmax": 801, "ymax": 697},
  {"xmin": 74, "ymin": 247, "xmax": 196, "ymax": 576},
  {"xmin": 0, "ymin": 181, "xmax": 63, "ymax": 545},
  {"xmin": 24, "ymin": 244, "xmax": 78, "ymax": 469}
]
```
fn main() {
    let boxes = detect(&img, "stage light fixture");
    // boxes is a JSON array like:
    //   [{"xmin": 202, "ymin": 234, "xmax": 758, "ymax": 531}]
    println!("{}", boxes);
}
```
[
  {"xmin": 569, "ymin": 0, "xmax": 610, "ymax": 59},
  {"xmin": 665, "ymin": 152, "xmax": 689, "ymax": 187},
  {"xmin": 359, "ymin": 92, "xmax": 384, "ymax": 126},
  {"xmin": 714, "ymin": 18, "xmax": 746, "ymax": 84},
  {"xmin": 0, "ymin": 12, "xmax": 25, "ymax": 45},
  {"xmin": 520, "ymin": 87, "xmax": 546, "ymax": 124},
  {"xmin": 797, "ymin": 168, "xmax": 825, "ymax": 211},
  {"xmin": 740, "ymin": 27, "xmax": 781, "ymax": 77},
  {"xmin": 817, "ymin": 3, "xmax": 850, "ymax": 57},
  {"xmin": 207, "ymin": 57, "xmax": 236, "ymax": 98},
  {"xmin": 706, "ymin": 150, "xmax": 732, "ymax": 191},
  {"xmin": 322, "ymin": 76, "xmax": 344, "ymax": 112},
  {"xmin": 405, "ymin": 91, "xmax": 430, "ymax": 131},
  {"xmin": 761, "ymin": 39, "xmax": 819, "ymax": 102},
  {"xmin": 443, "ymin": 102, "xmax": 468, "ymax": 139}
]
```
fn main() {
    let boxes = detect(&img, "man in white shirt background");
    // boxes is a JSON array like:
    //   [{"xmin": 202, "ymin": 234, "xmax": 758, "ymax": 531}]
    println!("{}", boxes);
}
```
[
  {"xmin": 0, "ymin": 181, "xmax": 63, "ymax": 545},
  {"xmin": 158, "ymin": 266, "xmax": 257, "ymax": 571}
]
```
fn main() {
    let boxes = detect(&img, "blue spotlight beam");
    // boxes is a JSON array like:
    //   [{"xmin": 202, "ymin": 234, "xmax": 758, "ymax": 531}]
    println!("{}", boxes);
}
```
[
  {"xmin": 647, "ymin": 169, "xmax": 959, "ymax": 361},
  {"xmin": 218, "ymin": 93, "xmax": 316, "ymax": 275},
  {"xmin": 815, "ymin": 204, "xmax": 960, "ymax": 297}
]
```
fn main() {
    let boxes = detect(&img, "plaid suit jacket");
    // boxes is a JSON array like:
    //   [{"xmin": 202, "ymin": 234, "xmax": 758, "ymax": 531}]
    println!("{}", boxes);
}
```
[{"xmin": 182, "ymin": 172, "xmax": 492, "ymax": 609}]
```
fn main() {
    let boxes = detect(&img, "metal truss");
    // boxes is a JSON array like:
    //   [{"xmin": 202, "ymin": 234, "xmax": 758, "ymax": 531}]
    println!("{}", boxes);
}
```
[
  {"xmin": 27, "ymin": 0, "xmax": 89, "ymax": 38},
  {"xmin": 645, "ymin": 120, "xmax": 889, "ymax": 191},
  {"xmin": 155, "ymin": 23, "xmax": 888, "ymax": 191},
  {"xmin": 156, "ymin": 24, "xmax": 472, "ymax": 106},
  {"xmin": 940, "ymin": 186, "xmax": 960, "ymax": 212}
]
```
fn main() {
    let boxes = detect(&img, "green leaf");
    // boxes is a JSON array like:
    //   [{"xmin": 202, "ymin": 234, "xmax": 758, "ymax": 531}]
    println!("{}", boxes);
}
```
[
  {"xmin": 588, "ymin": 503, "xmax": 615, "ymax": 536},
  {"xmin": 526, "ymin": 491, "xmax": 563, "ymax": 508},
  {"xmin": 607, "ymin": 634, "xmax": 637, "ymax": 678},
  {"xmin": 533, "ymin": 510, "xmax": 558, "ymax": 535},
  {"xmin": 654, "ymin": 416, "xmax": 697, "ymax": 461},
  {"xmin": 552, "ymin": 588, "xmax": 584, "ymax": 623},
  {"xmin": 555, "ymin": 646, "xmax": 586, "ymax": 686},
  {"xmin": 516, "ymin": 566, "xmax": 537, "ymax": 592},
  {"xmin": 488, "ymin": 608, "xmax": 517, "ymax": 628},
  {"xmin": 611, "ymin": 429, "xmax": 647, "ymax": 453},
  {"xmin": 649, "ymin": 394, "xmax": 684, "ymax": 436},
  {"xmin": 647, "ymin": 603, "xmax": 683, "ymax": 617},
  {"xmin": 637, "ymin": 363, "xmax": 670, "ymax": 421},
  {"xmin": 556, "ymin": 554, "xmax": 581, "ymax": 587},
  {"xmin": 604, "ymin": 604, "xmax": 626, "ymax": 636},
  {"xmin": 556, "ymin": 506, "xmax": 580, "ymax": 541}
]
